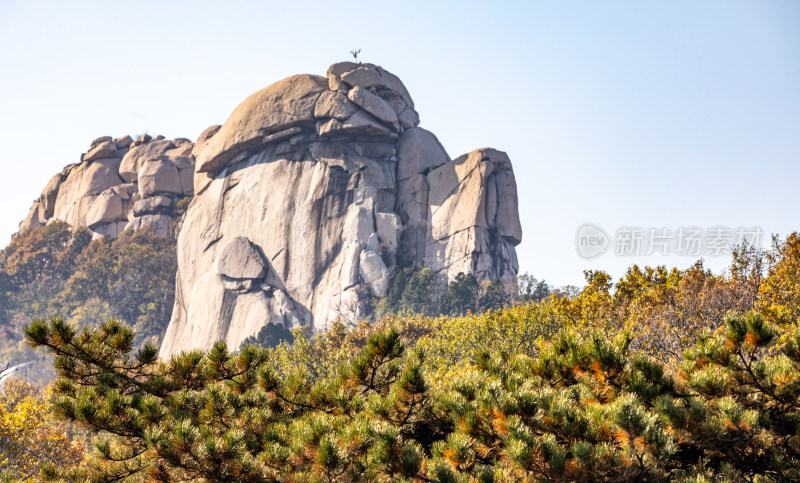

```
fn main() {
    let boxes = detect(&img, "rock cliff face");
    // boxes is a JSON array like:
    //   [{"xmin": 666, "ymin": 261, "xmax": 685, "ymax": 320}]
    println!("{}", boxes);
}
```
[
  {"xmin": 159, "ymin": 62, "xmax": 521, "ymax": 357},
  {"xmin": 18, "ymin": 134, "xmax": 195, "ymax": 238}
]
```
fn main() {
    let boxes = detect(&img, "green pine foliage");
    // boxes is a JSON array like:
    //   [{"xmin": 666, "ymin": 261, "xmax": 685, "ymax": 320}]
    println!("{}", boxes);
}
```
[
  {"xmin": 373, "ymin": 268, "xmax": 512, "ymax": 318},
  {"xmin": 24, "ymin": 310, "xmax": 800, "ymax": 481},
  {"xmin": 442, "ymin": 273, "xmax": 480, "ymax": 316},
  {"xmin": 375, "ymin": 267, "xmax": 443, "ymax": 317}
]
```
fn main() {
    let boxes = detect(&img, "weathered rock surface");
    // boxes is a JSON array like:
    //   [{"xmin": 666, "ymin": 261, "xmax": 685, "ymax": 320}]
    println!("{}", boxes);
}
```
[
  {"xmin": 16, "ymin": 62, "xmax": 521, "ymax": 358},
  {"xmin": 396, "ymin": 128, "xmax": 449, "ymax": 181},
  {"xmin": 18, "ymin": 135, "xmax": 195, "ymax": 239},
  {"xmin": 133, "ymin": 195, "xmax": 172, "ymax": 215},
  {"xmin": 424, "ymin": 148, "xmax": 521, "ymax": 281},
  {"xmin": 159, "ymin": 62, "xmax": 521, "ymax": 358},
  {"xmin": 85, "ymin": 140, "xmax": 118, "ymax": 162},
  {"xmin": 120, "ymin": 139, "xmax": 176, "ymax": 182},
  {"xmin": 138, "ymin": 158, "xmax": 183, "ymax": 197},
  {"xmin": 314, "ymin": 90, "xmax": 358, "ymax": 120},
  {"xmin": 348, "ymin": 86, "xmax": 399, "ymax": 129}
]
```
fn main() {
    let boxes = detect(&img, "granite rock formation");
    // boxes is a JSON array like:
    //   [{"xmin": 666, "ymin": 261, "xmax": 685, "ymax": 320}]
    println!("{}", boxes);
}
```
[
  {"xmin": 18, "ymin": 134, "xmax": 195, "ymax": 238},
  {"xmin": 159, "ymin": 62, "xmax": 521, "ymax": 357}
]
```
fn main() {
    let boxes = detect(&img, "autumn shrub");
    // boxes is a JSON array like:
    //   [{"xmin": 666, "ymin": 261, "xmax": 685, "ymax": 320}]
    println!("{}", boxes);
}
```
[
  {"xmin": 0, "ymin": 224, "xmax": 177, "ymax": 383},
  {"xmin": 0, "ymin": 377, "xmax": 88, "ymax": 481},
  {"xmin": 759, "ymin": 233, "xmax": 800, "ymax": 337},
  {"xmin": 549, "ymin": 246, "xmax": 766, "ymax": 362}
]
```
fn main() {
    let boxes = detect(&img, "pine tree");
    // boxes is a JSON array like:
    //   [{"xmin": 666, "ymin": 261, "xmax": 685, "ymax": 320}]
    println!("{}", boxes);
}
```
[
  {"xmin": 443, "ymin": 273, "xmax": 480, "ymax": 315},
  {"xmin": 23, "ymin": 311, "xmax": 800, "ymax": 481}
]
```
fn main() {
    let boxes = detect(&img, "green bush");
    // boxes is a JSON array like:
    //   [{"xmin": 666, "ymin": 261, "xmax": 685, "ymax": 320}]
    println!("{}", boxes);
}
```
[{"xmin": 241, "ymin": 322, "xmax": 295, "ymax": 349}]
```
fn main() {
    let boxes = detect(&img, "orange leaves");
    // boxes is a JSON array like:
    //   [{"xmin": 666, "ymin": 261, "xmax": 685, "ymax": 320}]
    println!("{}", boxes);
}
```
[
  {"xmin": 442, "ymin": 448, "xmax": 460, "ymax": 467},
  {"xmin": 759, "ymin": 233, "xmax": 800, "ymax": 332},
  {"xmin": 722, "ymin": 416, "xmax": 752, "ymax": 432},
  {"xmin": 491, "ymin": 407, "xmax": 507, "ymax": 435},
  {"xmin": 612, "ymin": 428, "xmax": 630, "ymax": 445}
]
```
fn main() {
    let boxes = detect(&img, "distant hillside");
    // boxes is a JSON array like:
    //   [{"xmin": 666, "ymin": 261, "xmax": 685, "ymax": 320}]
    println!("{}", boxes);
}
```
[{"xmin": 0, "ymin": 222, "xmax": 177, "ymax": 383}]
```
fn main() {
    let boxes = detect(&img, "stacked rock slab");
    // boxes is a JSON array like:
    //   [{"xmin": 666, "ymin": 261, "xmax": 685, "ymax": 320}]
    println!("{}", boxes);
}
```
[
  {"xmin": 159, "ymin": 62, "xmax": 522, "ymax": 358},
  {"xmin": 18, "ymin": 134, "xmax": 195, "ymax": 238}
]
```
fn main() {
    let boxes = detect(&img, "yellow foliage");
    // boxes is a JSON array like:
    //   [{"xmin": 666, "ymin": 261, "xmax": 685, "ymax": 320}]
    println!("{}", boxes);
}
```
[
  {"xmin": 759, "ymin": 233, "xmax": 800, "ymax": 342},
  {"xmin": 0, "ymin": 377, "xmax": 88, "ymax": 481}
]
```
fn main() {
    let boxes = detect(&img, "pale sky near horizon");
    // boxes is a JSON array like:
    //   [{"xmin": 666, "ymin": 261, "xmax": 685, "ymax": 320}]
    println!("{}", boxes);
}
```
[{"xmin": 0, "ymin": 1, "xmax": 798, "ymax": 287}]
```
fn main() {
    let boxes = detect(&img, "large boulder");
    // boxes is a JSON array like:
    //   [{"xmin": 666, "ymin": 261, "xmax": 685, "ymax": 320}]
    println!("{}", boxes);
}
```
[
  {"xmin": 396, "ymin": 128, "xmax": 449, "ymax": 181},
  {"xmin": 424, "ymin": 148, "xmax": 521, "ymax": 281},
  {"xmin": 347, "ymin": 86, "xmax": 399, "ymax": 130},
  {"xmin": 314, "ymin": 91, "xmax": 358, "ymax": 120},
  {"xmin": 138, "ymin": 158, "xmax": 182, "ymax": 197},
  {"xmin": 19, "ymin": 201, "xmax": 45, "ymax": 232},
  {"xmin": 84, "ymin": 188, "xmax": 125, "ymax": 228},
  {"xmin": 120, "ymin": 139, "xmax": 175, "ymax": 182},
  {"xmin": 84, "ymin": 139, "xmax": 118, "ymax": 162},
  {"xmin": 159, "ymin": 62, "xmax": 521, "ymax": 358},
  {"xmin": 126, "ymin": 213, "xmax": 173, "ymax": 235},
  {"xmin": 39, "ymin": 173, "xmax": 66, "ymax": 218},
  {"xmin": 359, "ymin": 250, "xmax": 389, "ymax": 297},
  {"xmin": 194, "ymin": 74, "xmax": 328, "ymax": 174},
  {"xmin": 133, "ymin": 195, "xmax": 172, "ymax": 216},
  {"xmin": 216, "ymin": 236, "xmax": 267, "ymax": 280}
]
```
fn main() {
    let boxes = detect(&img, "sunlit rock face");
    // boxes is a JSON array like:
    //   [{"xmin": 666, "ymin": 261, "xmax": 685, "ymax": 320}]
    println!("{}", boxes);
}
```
[
  {"xmin": 155, "ymin": 62, "xmax": 522, "ymax": 358},
  {"xmin": 18, "ymin": 134, "xmax": 195, "ymax": 239}
]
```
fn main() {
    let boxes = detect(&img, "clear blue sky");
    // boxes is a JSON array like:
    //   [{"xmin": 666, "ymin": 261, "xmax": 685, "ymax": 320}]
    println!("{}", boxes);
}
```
[{"xmin": 1, "ymin": 0, "xmax": 798, "ymax": 287}]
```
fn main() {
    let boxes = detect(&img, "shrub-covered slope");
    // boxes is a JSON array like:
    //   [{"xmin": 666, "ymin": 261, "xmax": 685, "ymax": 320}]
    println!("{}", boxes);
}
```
[{"xmin": 0, "ymin": 222, "xmax": 177, "ymax": 383}]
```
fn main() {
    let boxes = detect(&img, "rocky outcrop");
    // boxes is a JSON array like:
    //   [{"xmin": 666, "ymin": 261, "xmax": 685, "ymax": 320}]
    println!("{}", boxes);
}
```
[
  {"xmin": 159, "ymin": 62, "xmax": 521, "ymax": 357},
  {"xmin": 18, "ymin": 134, "xmax": 195, "ymax": 238},
  {"xmin": 423, "ymin": 149, "xmax": 521, "ymax": 281}
]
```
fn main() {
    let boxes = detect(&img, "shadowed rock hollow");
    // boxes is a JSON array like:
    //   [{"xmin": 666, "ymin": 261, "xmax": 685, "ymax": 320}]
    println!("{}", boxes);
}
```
[{"xmin": 159, "ymin": 62, "xmax": 522, "ymax": 357}]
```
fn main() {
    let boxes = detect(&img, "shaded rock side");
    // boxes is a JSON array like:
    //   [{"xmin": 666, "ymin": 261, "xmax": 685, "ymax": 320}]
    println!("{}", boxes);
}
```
[
  {"xmin": 18, "ymin": 135, "xmax": 195, "ymax": 239},
  {"xmin": 159, "ymin": 62, "xmax": 522, "ymax": 358}
]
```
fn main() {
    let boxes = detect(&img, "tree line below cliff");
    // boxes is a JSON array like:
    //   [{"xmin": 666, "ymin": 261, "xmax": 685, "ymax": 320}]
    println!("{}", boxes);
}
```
[{"xmin": 0, "ymin": 222, "xmax": 560, "ymax": 383}]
